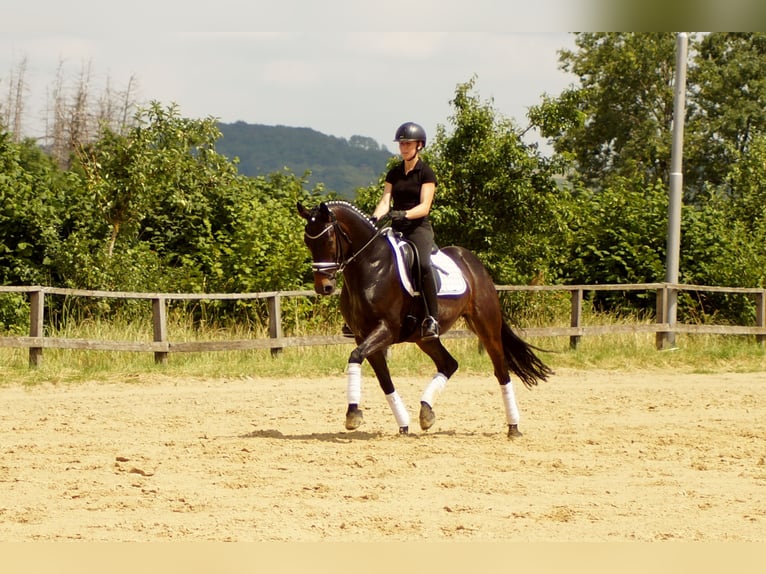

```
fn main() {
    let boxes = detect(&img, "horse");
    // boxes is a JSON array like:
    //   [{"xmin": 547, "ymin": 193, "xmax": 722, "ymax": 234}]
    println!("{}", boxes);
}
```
[{"xmin": 297, "ymin": 199, "xmax": 551, "ymax": 437}]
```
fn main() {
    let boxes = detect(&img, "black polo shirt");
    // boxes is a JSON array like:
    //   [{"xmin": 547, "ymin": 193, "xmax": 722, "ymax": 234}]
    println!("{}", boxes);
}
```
[{"xmin": 386, "ymin": 159, "xmax": 438, "ymax": 214}]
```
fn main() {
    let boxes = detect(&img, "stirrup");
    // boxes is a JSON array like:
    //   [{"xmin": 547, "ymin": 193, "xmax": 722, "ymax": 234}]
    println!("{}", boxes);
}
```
[
  {"xmin": 341, "ymin": 324, "xmax": 355, "ymax": 338},
  {"xmin": 421, "ymin": 316, "xmax": 439, "ymax": 340}
]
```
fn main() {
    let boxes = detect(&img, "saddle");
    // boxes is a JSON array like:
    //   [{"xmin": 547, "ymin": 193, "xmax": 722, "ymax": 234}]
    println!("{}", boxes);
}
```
[{"xmin": 383, "ymin": 228, "xmax": 467, "ymax": 297}]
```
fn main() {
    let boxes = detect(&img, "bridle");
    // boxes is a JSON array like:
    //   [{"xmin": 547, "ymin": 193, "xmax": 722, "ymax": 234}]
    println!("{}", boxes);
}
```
[{"xmin": 304, "ymin": 209, "xmax": 382, "ymax": 279}]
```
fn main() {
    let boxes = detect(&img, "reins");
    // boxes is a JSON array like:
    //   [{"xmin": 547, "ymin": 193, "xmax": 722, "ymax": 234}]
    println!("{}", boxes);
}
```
[{"xmin": 337, "ymin": 224, "xmax": 384, "ymax": 273}]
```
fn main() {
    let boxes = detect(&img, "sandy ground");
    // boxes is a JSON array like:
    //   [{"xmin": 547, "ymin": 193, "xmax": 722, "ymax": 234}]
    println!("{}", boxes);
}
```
[{"xmin": 1, "ymin": 368, "xmax": 765, "ymax": 542}]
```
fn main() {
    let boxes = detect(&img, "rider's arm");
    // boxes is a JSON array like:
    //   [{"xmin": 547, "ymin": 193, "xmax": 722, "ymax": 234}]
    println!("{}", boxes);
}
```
[{"xmin": 372, "ymin": 182, "xmax": 393, "ymax": 220}]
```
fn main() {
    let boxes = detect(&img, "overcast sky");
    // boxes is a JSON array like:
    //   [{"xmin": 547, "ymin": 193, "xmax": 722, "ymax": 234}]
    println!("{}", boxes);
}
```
[{"xmin": 4, "ymin": 2, "xmax": 586, "ymax": 152}]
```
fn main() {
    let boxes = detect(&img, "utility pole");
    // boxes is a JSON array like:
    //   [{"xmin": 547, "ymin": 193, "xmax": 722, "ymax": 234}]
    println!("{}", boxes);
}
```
[{"xmin": 662, "ymin": 32, "xmax": 688, "ymax": 349}]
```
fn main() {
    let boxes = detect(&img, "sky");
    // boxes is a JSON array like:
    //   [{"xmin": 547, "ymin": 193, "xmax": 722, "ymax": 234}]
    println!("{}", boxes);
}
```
[
  {"xmin": 1, "ymin": 1, "xmax": 591, "ymax": 153},
  {"xmin": 6, "ymin": 1, "xmax": 762, "ymax": 155}
]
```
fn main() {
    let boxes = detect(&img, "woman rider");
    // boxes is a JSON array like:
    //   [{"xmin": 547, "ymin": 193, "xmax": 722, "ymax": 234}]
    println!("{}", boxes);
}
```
[{"xmin": 371, "ymin": 122, "xmax": 440, "ymax": 340}]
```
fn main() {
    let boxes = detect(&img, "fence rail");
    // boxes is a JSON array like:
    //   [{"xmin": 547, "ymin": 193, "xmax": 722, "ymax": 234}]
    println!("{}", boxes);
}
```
[{"xmin": 1, "ymin": 283, "xmax": 764, "ymax": 367}]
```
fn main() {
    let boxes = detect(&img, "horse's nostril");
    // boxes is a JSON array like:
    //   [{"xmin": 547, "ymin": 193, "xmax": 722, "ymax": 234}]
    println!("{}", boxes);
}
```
[{"xmin": 323, "ymin": 284, "xmax": 335, "ymax": 295}]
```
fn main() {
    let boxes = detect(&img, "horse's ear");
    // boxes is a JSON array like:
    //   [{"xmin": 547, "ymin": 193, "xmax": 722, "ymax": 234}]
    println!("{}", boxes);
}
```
[
  {"xmin": 318, "ymin": 202, "xmax": 331, "ymax": 218},
  {"xmin": 297, "ymin": 202, "xmax": 310, "ymax": 220}
]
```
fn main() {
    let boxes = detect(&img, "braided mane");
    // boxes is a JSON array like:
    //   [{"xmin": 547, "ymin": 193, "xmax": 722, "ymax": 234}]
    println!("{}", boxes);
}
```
[{"xmin": 324, "ymin": 200, "xmax": 378, "ymax": 231}]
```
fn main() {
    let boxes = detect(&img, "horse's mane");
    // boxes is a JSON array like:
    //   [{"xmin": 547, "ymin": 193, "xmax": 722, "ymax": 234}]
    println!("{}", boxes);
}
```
[{"xmin": 324, "ymin": 200, "xmax": 378, "ymax": 232}]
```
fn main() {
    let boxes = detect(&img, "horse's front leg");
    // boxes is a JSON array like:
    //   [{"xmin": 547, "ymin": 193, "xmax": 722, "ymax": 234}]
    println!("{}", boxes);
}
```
[
  {"xmin": 344, "ymin": 323, "xmax": 398, "ymax": 432},
  {"xmin": 366, "ymin": 350, "xmax": 410, "ymax": 434}
]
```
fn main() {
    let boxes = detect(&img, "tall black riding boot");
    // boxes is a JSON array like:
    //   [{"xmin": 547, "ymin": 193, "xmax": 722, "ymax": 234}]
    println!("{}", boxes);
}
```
[{"xmin": 421, "ymin": 268, "xmax": 440, "ymax": 340}]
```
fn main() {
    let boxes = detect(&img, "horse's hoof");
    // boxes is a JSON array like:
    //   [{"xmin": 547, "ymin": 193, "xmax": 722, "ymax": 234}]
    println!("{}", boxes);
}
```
[
  {"xmin": 419, "ymin": 401, "xmax": 436, "ymax": 430},
  {"xmin": 345, "ymin": 409, "xmax": 364, "ymax": 430},
  {"xmin": 399, "ymin": 426, "xmax": 409, "ymax": 435},
  {"xmin": 507, "ymin": 424, "xmax": 523, "ymax": 438}
]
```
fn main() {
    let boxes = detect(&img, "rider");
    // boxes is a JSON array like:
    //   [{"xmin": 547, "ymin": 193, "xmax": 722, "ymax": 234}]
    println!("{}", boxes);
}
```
[{"xmin": 371, "ymin": 121, "xmax": 440, "ymax": 340}]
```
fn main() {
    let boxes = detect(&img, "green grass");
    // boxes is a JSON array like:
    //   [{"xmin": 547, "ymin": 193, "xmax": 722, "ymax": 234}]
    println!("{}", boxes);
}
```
[{"xmin": 1, "ymin": 315, "xmax": 764, "ymax": 387}]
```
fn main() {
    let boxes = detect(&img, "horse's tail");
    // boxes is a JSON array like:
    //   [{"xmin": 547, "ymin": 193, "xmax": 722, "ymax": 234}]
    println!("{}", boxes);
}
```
[{"xmin": 501, "ymin": 321, "xmax": 552, "ymax": 389}]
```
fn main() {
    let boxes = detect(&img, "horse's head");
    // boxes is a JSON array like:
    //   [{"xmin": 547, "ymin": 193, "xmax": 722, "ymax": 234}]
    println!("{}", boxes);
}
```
[
  {"xmin": 297, "ymin": 200, "xmax": 379, "ymax": 296},
  {"xmin": 297, "ymin": 201, "xmax": 344, "ymax": 295}
]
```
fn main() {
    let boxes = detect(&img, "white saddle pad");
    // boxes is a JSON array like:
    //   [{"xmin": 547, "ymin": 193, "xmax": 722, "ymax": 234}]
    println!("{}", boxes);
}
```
[{"xmin": 384, "ymin": 230, "xmax": 467, "ymax": 297}]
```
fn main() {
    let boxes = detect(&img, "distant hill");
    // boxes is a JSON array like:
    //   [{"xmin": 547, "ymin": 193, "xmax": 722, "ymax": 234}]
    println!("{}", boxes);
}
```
[{"xmin": 215, "ymin": 122, "xmax": 393, "ymax": 199}]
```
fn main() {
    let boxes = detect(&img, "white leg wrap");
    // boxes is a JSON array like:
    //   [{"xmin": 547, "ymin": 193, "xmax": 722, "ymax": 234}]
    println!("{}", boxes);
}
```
[
  {"xmin": 347, "ymin": 363, "xmax": 362, "ymax": 405},
  {"xmin": 420, "ymin": 372, "xmax": 448, "ymax": 407},
  {"xmin": 385, "ymin": 391, "xmax": 410, "ymax": 428},
  {"xmin": 501, "ymin": 381, "xmax": 520, "ymax": 425}
]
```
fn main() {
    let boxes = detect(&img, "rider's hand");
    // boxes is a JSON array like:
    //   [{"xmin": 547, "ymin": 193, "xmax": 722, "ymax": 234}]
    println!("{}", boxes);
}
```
[{"xmin": 390, "ymin": 210, "xmax": 407, "ymax": 222}]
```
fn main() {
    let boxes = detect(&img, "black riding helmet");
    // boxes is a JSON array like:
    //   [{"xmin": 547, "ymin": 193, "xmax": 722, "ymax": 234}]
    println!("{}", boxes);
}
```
[{"xmin": 394, "ymin": 122, "xmax": 427, "ymax": 149}]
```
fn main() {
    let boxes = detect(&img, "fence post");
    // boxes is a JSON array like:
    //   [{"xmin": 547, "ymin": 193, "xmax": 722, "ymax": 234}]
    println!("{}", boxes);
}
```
[
  {"xmin": 28, "ymin": 288, "xmax": 44, "ymax": 367},
  {"xmin": 655, "ymin": 285, "xmax": 669, "ymax": 350},
  {"xmin": 268, "ymin": 294, "xmax": 283, "ymax": 357},
  {"xmin": 569, "ymin": 288, "xmax": 583, "ymax": 349},
  {"xmin": 756, "ymin": 290, "xmax": 765, "ymax": 348},
  {"xmin": 152, "ymin": 297, "xmax": 168, "ymax": 365}
]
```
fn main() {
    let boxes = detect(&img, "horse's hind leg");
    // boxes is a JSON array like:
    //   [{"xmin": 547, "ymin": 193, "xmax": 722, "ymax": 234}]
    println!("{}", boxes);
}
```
[
  {"xmin": 415, "ymin": 339, "xmax": 459, "ymax": 431},
  {"xmin": 500, "ymin": 380, "xmax": 523, "ymax": 438},
  {"xmin": 465, "ymin": 315, "xmax": 523, "ymax": 438}
]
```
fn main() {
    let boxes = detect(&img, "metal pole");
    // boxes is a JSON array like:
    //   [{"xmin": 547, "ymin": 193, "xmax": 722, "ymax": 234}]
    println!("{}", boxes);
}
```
[{"xmin": 663, "ymin": 32, "xmax": 688, "ymax": 349}]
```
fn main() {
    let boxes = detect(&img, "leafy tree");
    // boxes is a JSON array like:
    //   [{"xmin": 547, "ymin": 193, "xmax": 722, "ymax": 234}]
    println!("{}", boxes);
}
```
[
  {"xmin": 0, "ymin": 132, "xmax": 77, "ymax": 330},
  {"xmin": 678, "ymin": 194, "xmax": 766, "ymax": 323},
  {"xmin": 66, "ymin": 103, "xmax": 238, "ymax": 291},
  {"xmin": 531, "ymin": 31, "xmax": 766, "ymax": 310},
  {"xmin": 563, "ymin": 178, "xmax": 668, "ymax": 290},
  {"xmin": 63, "ymin": 103, "xmax": 326, "ymax": 295},
  {"xmin": 0, "ymin": 133, "xmax": 65, "ymax": 285},
  {"xmin": 218, "ymin": 170, "xmax": 323, "ymax": 293},
  {"xmin": 432, "ymin": 80, "xmax": 569, "ymax": 283},
  {"xmin": 725, "ymin": 131, "xmax": 766, "ymax": 233},
  {"xmin": 531, "ymin": 33, "xmax": 679, "ymax": 190},
  {"xmin": 76, "ymin": 102, "xmax": 236, "ymax": 258},
  {"xmin": 686, "ymin": 33, "xmax": 766, "ymax": 197}
]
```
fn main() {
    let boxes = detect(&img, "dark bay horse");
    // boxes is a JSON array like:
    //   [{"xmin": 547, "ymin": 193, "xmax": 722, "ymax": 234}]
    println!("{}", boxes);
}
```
[{"xmin": 297, "ymin": 200, "xmax": 551, "ymax": 437}]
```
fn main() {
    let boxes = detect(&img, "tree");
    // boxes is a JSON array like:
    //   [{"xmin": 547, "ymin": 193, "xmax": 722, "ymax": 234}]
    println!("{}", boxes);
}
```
[
  {"xmin": 530, "ymin": 33, "xmax": 679, "ymax": 190},
  {"xmin": 76, "ymin": 103, "xmax": 232, "ymax": 257},
  {"xmin": 349, "ymin": 135, "xmax": 383, "ymax": 152},
  {"xmin": 0, "ymin": 132, "xmax": 67, "ymax": 285},
  {"xmin": 65, "ymin": 102, "xmax": 325, "ymax": 294},
  {"xmin": 678, "ymin": 192, "xmax": 766, "ymax": 323},
  {"xmin": 529, "ymin": 32, "xmax": 766, "ymax": 317},
  {"xmin": 725, "ymin": 131, "xmax": 766, "ymax": 232},
  {"xmin": 686, "ymin": 32, "xmax": 766, "ymax": 197},
  {"xmin": 221, "ymin": 170, "xmax": 320, "ymax": 293},
  {"xmin": 432, "ymin": 79, "xmax": 569, "ymax": 284},
  {"xmin": 66, "ymin": 102, "xmax": 240, "ymax": 290},
  {"xmin": 562, "ymin": 178, "xmax": 668, "ymax": 288}
]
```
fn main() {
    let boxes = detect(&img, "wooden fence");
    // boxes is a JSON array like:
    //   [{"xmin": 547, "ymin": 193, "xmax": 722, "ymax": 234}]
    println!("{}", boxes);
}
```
[{"xmin": 1, "ymin": 283, "xmax": 764, "ymax": 368}]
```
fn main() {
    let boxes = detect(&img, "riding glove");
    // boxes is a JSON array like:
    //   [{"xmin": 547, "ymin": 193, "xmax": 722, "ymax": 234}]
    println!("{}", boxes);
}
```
[{"xmin": 390, "ymin": 210, "xmax": 407, "ymax": 222}]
